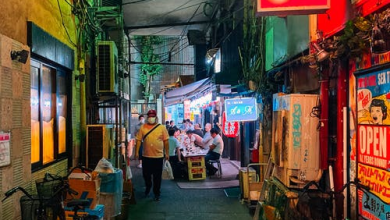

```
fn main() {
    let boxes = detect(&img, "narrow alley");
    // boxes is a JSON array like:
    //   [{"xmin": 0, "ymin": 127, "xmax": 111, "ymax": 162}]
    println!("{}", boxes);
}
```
[{"xmin": 116, "ymin": 160, "xmax": 253, "ymax": 220}]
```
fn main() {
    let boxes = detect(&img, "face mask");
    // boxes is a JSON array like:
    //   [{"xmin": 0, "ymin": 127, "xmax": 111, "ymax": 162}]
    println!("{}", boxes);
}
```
[
  {"xmin": 140, "ymin": 119, "xmax": 145, "ymax": 124},
  {"xmin": 147, "ymin": 117, "xmax": 156, "ymax": 124}
]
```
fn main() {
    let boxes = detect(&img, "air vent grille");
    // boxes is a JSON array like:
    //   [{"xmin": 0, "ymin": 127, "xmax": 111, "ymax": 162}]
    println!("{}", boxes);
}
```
[
  {"xmin": 101, "ymin": 0, "xmax": 121, "ymax": 6},
  {"xmin": 98, "ymin": 44, "xmax": 112, "ymax": 91}
]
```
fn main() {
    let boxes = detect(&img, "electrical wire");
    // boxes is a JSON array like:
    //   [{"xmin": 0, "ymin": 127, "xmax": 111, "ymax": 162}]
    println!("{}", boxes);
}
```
[
  {"xmin": 127, "ymin": 2, "xmax": 254, "ymax": 68},
  {"xmin": 56, "ymin": 0, "xmax": 77, "ymax": 47},
  {"xmin": 128, "ymin": 0, "xmax": 198, "ymax": 29},
  {"xmin": 167, "ymin": 3, "xmax": 202, "ymax": 56},
  {"xmin": 122, "ymin": 0, "xmax": 154, "ymax": 5}
]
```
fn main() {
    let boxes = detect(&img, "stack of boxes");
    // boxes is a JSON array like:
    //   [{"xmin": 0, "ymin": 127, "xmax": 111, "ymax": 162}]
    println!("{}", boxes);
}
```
[
  {"xmin": 66, "ymin": 171, "xmax": 104, "ymax": 219},
  {"xmin": 187, "ymin": 156, "xmax": 206, "ymax": 180}
]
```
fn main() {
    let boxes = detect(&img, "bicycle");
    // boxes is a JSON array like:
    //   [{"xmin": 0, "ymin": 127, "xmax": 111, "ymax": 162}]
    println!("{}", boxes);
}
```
[
  {"xmin": 2, "ymin": 165, "xmax": 100, "ymax": 220},
  {"xmin": 292, "ymin": 178, "xmax": 371, "ymax": 220}
]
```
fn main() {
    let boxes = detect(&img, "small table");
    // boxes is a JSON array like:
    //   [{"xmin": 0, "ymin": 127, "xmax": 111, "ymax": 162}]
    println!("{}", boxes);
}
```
[{"xmin": 182, "ymin": 148, "xmax": 207, "ymax": 180}]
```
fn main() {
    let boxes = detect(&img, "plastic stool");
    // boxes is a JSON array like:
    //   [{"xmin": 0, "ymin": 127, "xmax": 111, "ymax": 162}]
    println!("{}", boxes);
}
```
[{"xmin": 209, "ymin": 159, "xmax": 222, "ymax": 178}]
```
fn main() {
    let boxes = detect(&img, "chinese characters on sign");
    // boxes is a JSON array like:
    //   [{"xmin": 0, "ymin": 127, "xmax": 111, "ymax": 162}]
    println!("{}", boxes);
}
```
[
  {"xmin": 222, "ymin": 112, "xmax": 239, "ymax": 138},
  {"xmin": 0, "ymin": 133, "xmax": 10, "ymax": 167}
]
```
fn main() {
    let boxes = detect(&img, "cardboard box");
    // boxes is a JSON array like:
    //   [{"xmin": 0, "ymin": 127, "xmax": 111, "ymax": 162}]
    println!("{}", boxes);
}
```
[
  {"xmin": 67, "ymin": 178, "xmax": 101, "ymax": 209},
  {"xmin": 65, "ymin": 204, "xmax": 104, "ymax": 220},
  {"xmin": 68, "ymin": 172, "xmax": 91, "ymax": 180}
]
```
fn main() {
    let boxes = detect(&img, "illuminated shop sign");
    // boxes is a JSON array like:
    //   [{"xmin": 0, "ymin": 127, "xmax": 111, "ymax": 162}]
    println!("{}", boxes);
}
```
[
  {"xmin": 257, "ymin": 0, "xmax": 330, "ymax": 16},
  {"xmin": 225, "ymin": 97, "xmax": 257, "ymax": 122},
  {"xmin": 355, "ymin": 67, "xmax": 390, "ymax": 219},
  {"xmin": 222, "ymin": 112, "xmax": 239, "ymax": 137}
]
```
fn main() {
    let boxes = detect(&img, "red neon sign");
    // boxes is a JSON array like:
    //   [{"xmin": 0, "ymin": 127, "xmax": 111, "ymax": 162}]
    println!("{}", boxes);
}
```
[
  {"xmin": 257, "ymin": 0, "xmax": 330, "ymax": 16},
  {"xmin": 222, "ymin": 112, "xmax": 239, "ymax": 138}
]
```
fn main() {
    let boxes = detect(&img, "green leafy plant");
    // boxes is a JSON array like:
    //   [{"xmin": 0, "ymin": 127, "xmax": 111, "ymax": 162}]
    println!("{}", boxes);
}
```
[
  {"xmin": 133, "ymin": 36, "xmax": 163, "ymax": 99},
  {"xmin": 238, "ymin": 0, "xmax": 270, "ymax": 95},
  {"xmin": 334, "ymin": 16, "xmax": 372, "ymax": 59}
]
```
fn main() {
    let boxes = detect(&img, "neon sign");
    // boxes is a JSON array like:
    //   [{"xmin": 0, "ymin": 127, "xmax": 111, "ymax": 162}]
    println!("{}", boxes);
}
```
[
  {"xmin": 225, "ymin": 97, "xmax": 258, "ymax": 122},
  {"xmin": 257, "ymin": 0, "xmax": 330, "ymax": 16}
]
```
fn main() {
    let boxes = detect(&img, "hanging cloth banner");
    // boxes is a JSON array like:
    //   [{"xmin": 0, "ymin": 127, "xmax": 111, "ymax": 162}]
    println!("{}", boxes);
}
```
[{"xmin": 222, "ymin": 112, "xmax": 239, "ymax": 138}]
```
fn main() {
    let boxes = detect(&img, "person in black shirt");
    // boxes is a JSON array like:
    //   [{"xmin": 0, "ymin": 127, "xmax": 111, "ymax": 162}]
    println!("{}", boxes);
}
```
[
  {"xmin": 213, "ymin": 109, "xmax": 221, "ymax": 133},
  {"xmin": 193, "ymin": 123, "xmax": 204, "ymax": 137}
]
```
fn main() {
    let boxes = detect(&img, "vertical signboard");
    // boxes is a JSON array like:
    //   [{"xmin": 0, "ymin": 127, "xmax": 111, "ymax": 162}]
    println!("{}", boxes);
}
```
[
  {"xmin": 355, "ymin": 66, "xmax": 390, "ymax": 219},
  {"xmin": 222, "ymin": 112, "xmax": 239, "ymax": 137}
]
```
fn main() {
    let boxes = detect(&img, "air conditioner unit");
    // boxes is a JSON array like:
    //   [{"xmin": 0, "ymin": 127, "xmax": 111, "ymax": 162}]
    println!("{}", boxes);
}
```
[
  {"xmin": 86, "ymin": 125, "xmax": 112, "ymax": 169},
  {"xmin": 97, "ymin": 41, "xmax": 118, "ymax": 93},
  {"xmin": 272, "ymin": 93, "xmax": 321, "ymax": 188}
]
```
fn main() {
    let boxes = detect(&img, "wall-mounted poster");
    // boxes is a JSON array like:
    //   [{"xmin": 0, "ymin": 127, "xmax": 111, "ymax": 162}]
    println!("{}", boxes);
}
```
[
  {"xmin": 355, "ymin": 65, "xmax": 390, "ymax": 219},
  {"xmin": 0, "ymin": 133, "xmax": 11, "ymax": 167}
]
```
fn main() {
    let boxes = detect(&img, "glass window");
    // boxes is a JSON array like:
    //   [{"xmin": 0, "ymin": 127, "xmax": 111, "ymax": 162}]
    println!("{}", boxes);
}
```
[
  {"xmin": 31, "ymin": 59, "xmax": 69, "ymax": 170},
  {"xmin": 31, "ymin": 65, "xmax": 40, "ymax": 164}
]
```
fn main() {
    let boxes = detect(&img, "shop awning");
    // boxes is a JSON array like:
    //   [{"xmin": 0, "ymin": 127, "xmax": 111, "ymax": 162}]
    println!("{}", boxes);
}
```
[{"xmin": 164, "ymin": 78, "xmax": 212, "ymax": 106}]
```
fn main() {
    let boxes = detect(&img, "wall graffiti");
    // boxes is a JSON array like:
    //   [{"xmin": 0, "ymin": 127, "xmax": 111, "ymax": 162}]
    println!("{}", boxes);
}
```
[{"xmin": 292, "ymin": 103, "xmax": 302, "ymax": 148}]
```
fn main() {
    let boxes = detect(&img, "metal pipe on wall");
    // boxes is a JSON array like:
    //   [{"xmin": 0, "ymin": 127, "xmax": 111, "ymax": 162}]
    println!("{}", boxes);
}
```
[
  {"xmin": 319, "ymin": 68, "xmax": 329, "ymax": 170},
  {"xmin": 343, "ymin": 106, "xmax": 348, "ymax": 218},
  {"xmin": 336, "ymin": 64, "xmax": 347, "ymax": 219}
]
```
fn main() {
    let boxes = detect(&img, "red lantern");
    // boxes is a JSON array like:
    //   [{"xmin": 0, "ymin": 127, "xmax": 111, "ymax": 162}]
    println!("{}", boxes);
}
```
[{"xmin": 222, "ymin": 112, "xmax": 239, "ymax": 138}]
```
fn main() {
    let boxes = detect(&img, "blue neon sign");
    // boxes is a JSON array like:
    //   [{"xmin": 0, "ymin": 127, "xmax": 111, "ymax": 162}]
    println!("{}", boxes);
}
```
[{"xmin": 225, "ymin": 97, "xmax": 258, "ymax": 122}]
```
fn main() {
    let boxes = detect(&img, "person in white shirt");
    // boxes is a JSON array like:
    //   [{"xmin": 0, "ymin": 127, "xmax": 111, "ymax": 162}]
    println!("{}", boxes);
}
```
[
  {"xmin": 201, "ymin": 123, "xmax": 213, "ymax": 151},
  {"xmin": 205, "ymin": 128, "xmax": 224, "ymax": 175},
  {"xmin": 186, "ymin": 130, "xmax": 203, "ymax": 148}
]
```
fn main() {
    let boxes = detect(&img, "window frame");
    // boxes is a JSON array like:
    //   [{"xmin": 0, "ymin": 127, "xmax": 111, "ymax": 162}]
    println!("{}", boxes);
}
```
[{"xmin": 31, "ymin": 58, "xmax": 71, "ymax": 171}]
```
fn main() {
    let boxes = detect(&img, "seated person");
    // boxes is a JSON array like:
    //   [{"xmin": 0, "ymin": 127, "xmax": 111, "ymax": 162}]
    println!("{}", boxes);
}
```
[
  {"xmin": 186, "ymin": 130, "xmax": 204, "ymax": 148},
  {"xmin": 193, "ymin": 123, "xmax": 204, "ymax": 137},
  {"xmin": 202, "ymin": 123, "xmax": 213, "ymax": 151},
  {"xmin": 168, "ymin": 127, "xmax": 188, "ymax": 179},
  {"xmin": 168, "ymin": 127, "xmax": 182, "ymax": 163},
  {"xmin": 205, "ymin": 128, "xmax": 224, "ymax": 176}
]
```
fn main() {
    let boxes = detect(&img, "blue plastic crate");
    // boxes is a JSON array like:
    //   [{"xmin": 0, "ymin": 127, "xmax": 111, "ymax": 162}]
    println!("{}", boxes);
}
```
[{"xmin": 64, "ymin": 204, "xmax": 104, "ymax": 219}]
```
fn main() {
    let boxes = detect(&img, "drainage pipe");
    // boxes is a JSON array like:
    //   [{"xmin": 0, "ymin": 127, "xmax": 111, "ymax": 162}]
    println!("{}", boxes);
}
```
[{"xmin": 319, "ymin": 68, "xmax": 329, "ymax": 170}]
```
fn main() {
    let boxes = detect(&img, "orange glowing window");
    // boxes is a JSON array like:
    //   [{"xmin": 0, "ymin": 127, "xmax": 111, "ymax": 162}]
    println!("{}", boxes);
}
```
[{"xmin": 30, "ymin": 59, "xmax": 69, "ymax": 171}]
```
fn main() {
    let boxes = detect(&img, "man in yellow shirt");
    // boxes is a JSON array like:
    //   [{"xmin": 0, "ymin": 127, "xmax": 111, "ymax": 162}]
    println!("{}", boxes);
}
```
[{"xmin": 135, "ymin": 109, "xmax": 169, "ymax": 201}]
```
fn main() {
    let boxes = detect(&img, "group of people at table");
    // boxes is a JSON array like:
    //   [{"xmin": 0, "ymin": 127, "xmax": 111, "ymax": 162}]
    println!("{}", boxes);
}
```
[
  {"xmin": 133, "ymin": 110, "xmax": 223, "ymax": 201},
  {"xmin": 167, "ymin": 121, "xmax": 224, "ymax": 176}
]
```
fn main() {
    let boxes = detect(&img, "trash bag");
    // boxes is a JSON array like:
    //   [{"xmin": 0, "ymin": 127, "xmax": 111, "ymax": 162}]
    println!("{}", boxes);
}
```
[
  {"xmin": 126, "ymin": 163, "xmax": 132, "ymax": 180},
  {"xmin": 162, "ymin": 160, "xmax": 174, "ymax": 180},
  {"xmin": 94, "ymin": 158, "xmax": 114, "ymax": 173}
]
